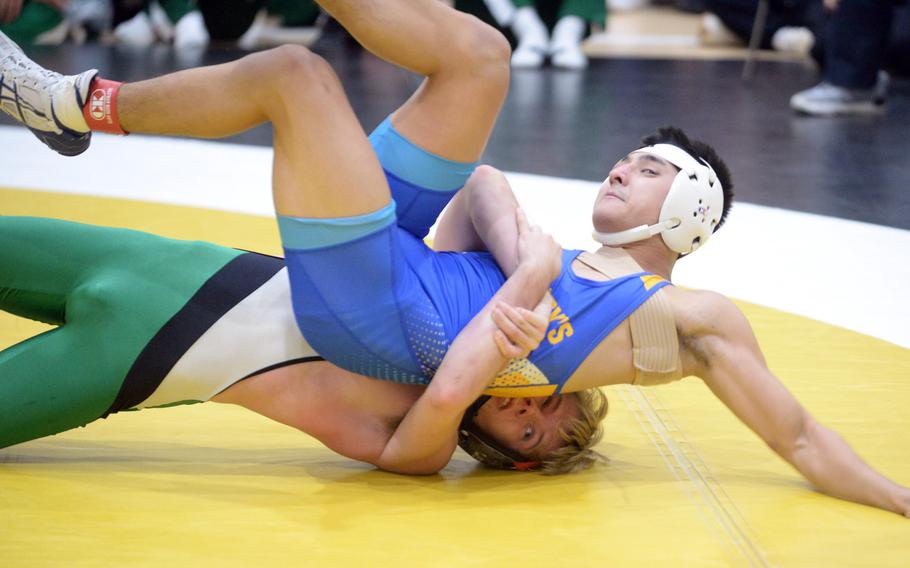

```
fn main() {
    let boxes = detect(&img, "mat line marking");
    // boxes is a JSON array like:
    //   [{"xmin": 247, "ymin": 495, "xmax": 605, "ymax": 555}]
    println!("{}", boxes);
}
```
[{"xmin": 620, "ymin": 385, "xmax": 772, "ymax": 568}]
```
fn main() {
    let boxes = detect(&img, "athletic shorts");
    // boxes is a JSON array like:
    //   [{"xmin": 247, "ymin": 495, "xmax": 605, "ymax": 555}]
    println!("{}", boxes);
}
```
[{"xmin": 279, "ymin": 116, "xmax": 505, "ymax": 384}]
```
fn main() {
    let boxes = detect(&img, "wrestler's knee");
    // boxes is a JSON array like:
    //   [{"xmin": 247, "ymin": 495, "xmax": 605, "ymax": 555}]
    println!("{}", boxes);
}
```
[
  {"xmin": 241, "ymin": 45, "xmax": 340, "ymax": 102},
  {"xmin": 470, "ymin": 164, "xmax": 507, "ymax": 185},
  {"xmin": 446, "ymin": 14, "xmax": 510, "ymax": 89}
]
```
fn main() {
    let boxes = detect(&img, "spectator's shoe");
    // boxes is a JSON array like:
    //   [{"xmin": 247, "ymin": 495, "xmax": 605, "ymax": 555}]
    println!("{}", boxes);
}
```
[
  {"xmin": 699, "ymin": 13, "xmax": 740, "ymax": 46},
  {"xmin": 0, "ymin": 30, "xmax": 96, "ymax": 156},
  {"xmin": 550, "ymin": 44, "xmax": 588, "ymax": 70},
  {"xmin": 790, "ymin": 73, "xmax": 889, "ymax": 116},
  {"xmin": 549, "ymin": 16, "xmax": 588, "ymax": 70},
  {"xmin": 173, "ymin": 10, "xmax": 210, "ymax": 49},
  {"xmin": 511, "ymin": 42, "xmax": 546, "ymax": 68},
  {"xmin": 771, "ymin": 26, "xmax": 814, "ymax": 56},
  {"xmin": 113, "ymin": 11, "xmax": 157, "ymax": 47}
]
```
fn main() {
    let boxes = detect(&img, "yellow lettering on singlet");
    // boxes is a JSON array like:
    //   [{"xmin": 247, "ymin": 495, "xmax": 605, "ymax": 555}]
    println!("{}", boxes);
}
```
[
  {"xmin": 547, "ymin": 296, "xmax": 574, "ymax": 345},
  {"xmin": 640, "ymin": 274, "xmax": 666, "ymax": 291}
]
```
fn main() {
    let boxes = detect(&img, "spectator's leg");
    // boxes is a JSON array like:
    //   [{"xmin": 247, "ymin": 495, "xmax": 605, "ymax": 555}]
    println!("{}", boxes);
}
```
[
  {"xmin": 825, "ymin": 0, "xmax": 891, "ymax": 89},
  {"xmin": 549, "ymin": 0, "xmax": 604, "ymax": 69},
  {"xmin": 885, "ymin": 3, "xmax": 910, "ymax": 76},
  {"xmin": 789, "ymin": 0, "xmax": 892, "ymax": 115},
  {"xmin": 197, "ymin": 0, "xmax": 266, "ymax": 41},
  {"xmin": 510, "ymin": 0, "xmax": 547, "ymax": 67}
]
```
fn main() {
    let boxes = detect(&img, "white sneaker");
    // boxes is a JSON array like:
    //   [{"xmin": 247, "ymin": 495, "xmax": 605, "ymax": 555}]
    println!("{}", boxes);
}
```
[
  {"xmin": 699, "ymin": 12, "xmax": 740, "ymax": 46},
  {"xmin": 549, "ymin": 15, "xmax": 588, "ymax": 69},
  {"xmin": 33, "ymin": 20, "xmax": 71, "ymax": 46},
  {"xmin": 771, "ymin": 26, "xmax": 814, "ymax": 56},
  {"xmin": 790, "ymin": 72, "xmax": 888, "ymax": 116},
  {"xmin": 511, "ymin": 7, "xmax": 547, "ymax": 68},
  {"xmin": 511, "ymin": 42, "xmax": 546, "ymax": 68},
  {"xmin": 551, "ymin": 44, "xmax": 588, "ymax": 69},
  {"xmin": 0, "ymin": 30, "xmax": 96, "ymax": 156},
  {"xmin": 174, "ymin": 11, "xmax": 209, "ymax": 49},
  {"xmin": 113, "ymin": 11, "xmax": 157, "ymax": 47}
]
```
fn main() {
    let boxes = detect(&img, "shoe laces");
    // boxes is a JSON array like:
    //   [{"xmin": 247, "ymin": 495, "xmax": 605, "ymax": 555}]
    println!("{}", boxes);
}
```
[{"xmin": 1, "ymin": 51, "xmax": 64, "ymax": 92}]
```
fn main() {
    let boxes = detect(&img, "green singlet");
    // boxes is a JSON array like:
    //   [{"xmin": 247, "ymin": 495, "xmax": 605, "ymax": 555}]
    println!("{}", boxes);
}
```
[{"xmin": 0, "ymin": 216, "xmax": 242, "ymax": 448}]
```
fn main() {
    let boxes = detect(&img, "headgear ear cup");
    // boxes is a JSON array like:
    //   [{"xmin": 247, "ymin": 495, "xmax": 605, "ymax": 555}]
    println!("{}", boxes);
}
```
[{"xmin": 593, "ymin": 144, "xmax": 724, "ymax": 255}]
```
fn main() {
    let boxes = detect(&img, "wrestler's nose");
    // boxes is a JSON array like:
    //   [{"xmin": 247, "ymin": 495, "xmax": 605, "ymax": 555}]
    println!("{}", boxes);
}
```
[
  {"xmin": 609, "ymin": 163, "xmax": 630, "ymax": 186},
  {"xmin": 515, "ymin": 398, "xmax": 539, "ymax": 416}
]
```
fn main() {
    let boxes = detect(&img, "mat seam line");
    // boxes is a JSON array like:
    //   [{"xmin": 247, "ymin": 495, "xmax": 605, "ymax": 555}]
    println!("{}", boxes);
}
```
[{"xmin": 621, "ymin": 385, "xmax": 772, "ymax": 568}]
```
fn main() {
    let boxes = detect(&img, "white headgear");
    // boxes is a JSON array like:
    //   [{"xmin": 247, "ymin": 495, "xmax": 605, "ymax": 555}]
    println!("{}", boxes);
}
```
[{"xmin": 592, "ymin": 143, "xmax": 724, "ymax": 254}]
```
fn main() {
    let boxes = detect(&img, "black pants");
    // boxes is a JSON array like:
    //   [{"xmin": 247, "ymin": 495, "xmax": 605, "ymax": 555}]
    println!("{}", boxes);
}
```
[
  {"xmin": 704, "ymin": 0, "xmax": 825, "ymax": 48},
  {"xmin": 822, "ymin": 0, "xmax": 895, "ymax": 88},
  {"xmin": 196, "ymin": 0, "xmax": 321, "ymax": 41}
]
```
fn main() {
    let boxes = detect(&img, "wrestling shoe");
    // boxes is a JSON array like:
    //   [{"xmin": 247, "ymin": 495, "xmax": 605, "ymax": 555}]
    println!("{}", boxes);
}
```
[{"xmin": 0, "ymin": 30, "xmax": 97, "ymax": 156}]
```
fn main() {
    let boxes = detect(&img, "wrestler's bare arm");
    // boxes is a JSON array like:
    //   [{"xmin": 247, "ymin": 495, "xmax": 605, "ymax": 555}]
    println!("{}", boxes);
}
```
[
  {"xmin": 683, "ymin": 289, "xmax": 910, "ymax": 516},
  {"xmin": 374, "ymin": 216, "xmax": 562, "ymax": 474},
  {"xmin": 435, "ymin": 165, "xmax": 521, "ymax": 274},
  {"xmin": 435, "ymin": 165, "xmax": 552, "ymax": 356}
]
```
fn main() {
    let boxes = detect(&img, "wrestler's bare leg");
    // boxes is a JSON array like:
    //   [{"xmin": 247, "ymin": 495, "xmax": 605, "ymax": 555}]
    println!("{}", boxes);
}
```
[{"xmin": 113, "ymin": 0, "xmax": 510, "ymax": 218}]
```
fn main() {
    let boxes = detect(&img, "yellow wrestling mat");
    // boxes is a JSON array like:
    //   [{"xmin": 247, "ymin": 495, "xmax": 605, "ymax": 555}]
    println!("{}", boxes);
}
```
[{"xmin": 2, "ymin": 188, "xmax": 909, "ymax": 567}]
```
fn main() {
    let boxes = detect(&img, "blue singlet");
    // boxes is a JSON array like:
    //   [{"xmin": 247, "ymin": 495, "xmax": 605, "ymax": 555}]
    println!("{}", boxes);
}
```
[{"xmin": 279, "ymin": 117, "xmax": 669, "ymax": 393}]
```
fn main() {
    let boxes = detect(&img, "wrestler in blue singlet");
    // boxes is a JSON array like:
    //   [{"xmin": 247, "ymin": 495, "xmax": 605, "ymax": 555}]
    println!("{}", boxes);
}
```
[{"xmin": 278, "ymin": 116, "xmax": 668, "ymax": 392}]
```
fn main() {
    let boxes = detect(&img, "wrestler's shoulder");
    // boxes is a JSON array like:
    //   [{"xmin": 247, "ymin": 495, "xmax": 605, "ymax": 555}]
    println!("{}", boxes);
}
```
[{"xmin": 663, "ymin": 286, "xmax": 744, "ymax": 338}]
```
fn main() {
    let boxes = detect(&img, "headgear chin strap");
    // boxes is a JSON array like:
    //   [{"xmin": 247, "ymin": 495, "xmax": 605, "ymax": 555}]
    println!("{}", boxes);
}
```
[{"xmin": 592, "ymin": 143, "xmax": 724, "ymax": 255}]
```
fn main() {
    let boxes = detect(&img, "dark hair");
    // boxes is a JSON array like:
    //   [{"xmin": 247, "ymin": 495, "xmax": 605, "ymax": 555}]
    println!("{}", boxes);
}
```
[{"xmin": 641, "ymin": 126, "xmax": 734, "ymax": 231}]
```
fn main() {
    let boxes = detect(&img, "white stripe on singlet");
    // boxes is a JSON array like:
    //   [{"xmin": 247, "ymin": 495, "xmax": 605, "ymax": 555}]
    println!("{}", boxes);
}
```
[{"xmin": 138, "ymin": 268, "xmax": 319, "ymax": 407}]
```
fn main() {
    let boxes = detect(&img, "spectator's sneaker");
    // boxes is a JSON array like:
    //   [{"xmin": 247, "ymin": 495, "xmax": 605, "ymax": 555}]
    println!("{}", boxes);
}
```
[
  {"xmin": 0, "ymin": 31, "xmax": 96, "ymax": 156},
  {"xmin": 771, "ymin": 26, "xmax": 814, "ymax": 56},
  {"xmin": 549, "ymin": 16, "xmax": 588, "ymax": 70},
  {"xmin": 511, "ymin": 42, "xmax": 546, "ymax": 68},
  {"xmin": 550, "ymin": 45, "xmax": 588, "ymax": 70},
  {"xmin": 790, "ymin": 73, "xmax": 888, "ymax": 116},
  {"xmin": 113, "ymin": 11, "xmax": 157, "ymax": 47},
  {"xmin": 173, "ymin": 10, "xmax": 210, "ymax": 49},
  {"xmin": 699, "ymin": 12, "xmax": 740, "ymax": 46}
]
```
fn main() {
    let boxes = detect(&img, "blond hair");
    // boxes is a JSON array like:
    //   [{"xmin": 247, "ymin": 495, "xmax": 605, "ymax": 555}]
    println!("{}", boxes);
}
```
[
  {"xmin": 458, "ymin": 389, "xmax": 610, "ymax": 473},
  {"xmin": 539, "ymin": 388, "xmax": 610, "ymax": 475}
]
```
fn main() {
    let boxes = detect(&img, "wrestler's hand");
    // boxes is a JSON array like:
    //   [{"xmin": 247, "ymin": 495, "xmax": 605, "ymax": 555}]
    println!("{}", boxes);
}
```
[
  {"xmin": 515, "ymin": 208, "xmax": 562, "ymax": 282},
  {"xmin": 897, "ymin": 487, "xmax": 910, "ymax": 519},
  {"xmin": 491, "ymin": 293, "xmax": 552, "ymax": 359}
]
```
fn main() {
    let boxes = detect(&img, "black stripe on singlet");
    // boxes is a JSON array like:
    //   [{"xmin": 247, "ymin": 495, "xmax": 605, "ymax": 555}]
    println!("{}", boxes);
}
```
[
  {"xmin": 212, "ymin": 356, "xmax": 326, "ymax": 397},
  {"xmin": 103, "ymin": 252, "xmax": 287, "ymax": 416}
]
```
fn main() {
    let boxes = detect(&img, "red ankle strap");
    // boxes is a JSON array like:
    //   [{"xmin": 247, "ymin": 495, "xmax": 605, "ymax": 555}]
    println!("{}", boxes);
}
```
[{"xmin": 83, "ymin": 77, "xmax": 128, "ymax": 135}]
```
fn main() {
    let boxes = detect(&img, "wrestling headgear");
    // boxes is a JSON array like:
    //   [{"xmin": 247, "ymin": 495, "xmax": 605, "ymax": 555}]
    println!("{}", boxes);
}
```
[
  {"xmin": 457, "ymin": 396, "xmax": 542, "ymax": 471},
  {"xmin": 592, "ymin": 143, "xmax": 724, "ymax": 254}
]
